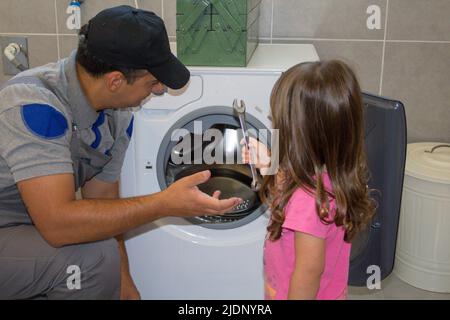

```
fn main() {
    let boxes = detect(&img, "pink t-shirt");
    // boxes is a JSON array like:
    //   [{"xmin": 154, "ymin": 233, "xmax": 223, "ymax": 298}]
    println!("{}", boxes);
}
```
[{"xmin": 264, "ymin": 174, "xmax": 351, "ymax": 300}]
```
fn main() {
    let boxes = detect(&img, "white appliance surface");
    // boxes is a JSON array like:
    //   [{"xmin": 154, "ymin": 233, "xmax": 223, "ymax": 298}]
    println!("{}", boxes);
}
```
[{"xmin": 120, "ymin": 44, "xmax": 319, "ymax": 299}]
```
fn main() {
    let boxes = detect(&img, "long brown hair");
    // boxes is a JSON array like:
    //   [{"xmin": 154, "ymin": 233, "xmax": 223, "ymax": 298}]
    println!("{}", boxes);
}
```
[{"xmin": 261, "ymin": 60, "xmax": 376, "ymax": 242}]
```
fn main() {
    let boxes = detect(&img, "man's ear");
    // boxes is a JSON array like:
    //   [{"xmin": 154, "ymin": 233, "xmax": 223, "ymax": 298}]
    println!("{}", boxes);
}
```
[{"xmin": 105, "ymin": 71, "xmax": 126, "ymax": 92}]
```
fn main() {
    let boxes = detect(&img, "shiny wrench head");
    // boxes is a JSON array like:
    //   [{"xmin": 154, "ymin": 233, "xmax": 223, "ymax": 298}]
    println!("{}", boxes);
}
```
[{"xmin": 233, "ymin": 99, "xmax": 246, "ymax": 114}]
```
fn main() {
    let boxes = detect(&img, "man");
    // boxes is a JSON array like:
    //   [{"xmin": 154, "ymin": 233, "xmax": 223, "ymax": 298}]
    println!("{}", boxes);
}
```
[{"xmin": 0, "ymin": 6, "xmax": 241, "ymax": 300}]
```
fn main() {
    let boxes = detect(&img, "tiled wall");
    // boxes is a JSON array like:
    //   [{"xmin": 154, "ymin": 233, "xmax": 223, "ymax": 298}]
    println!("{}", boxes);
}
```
[{"xmin": 0, "ymin": 0, "xmax": 449, "ymax": 143}]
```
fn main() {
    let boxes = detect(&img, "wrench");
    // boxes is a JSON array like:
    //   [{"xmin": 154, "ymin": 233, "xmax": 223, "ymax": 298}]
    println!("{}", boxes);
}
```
[{"xmin": 233, "ymin": 99, "xmax": 261, "ymax": 192}]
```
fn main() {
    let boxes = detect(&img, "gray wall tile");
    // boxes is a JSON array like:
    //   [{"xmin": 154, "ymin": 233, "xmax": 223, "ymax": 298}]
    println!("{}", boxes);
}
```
[
  {"xmin": 163, "ymin": 0, "xmax": 177, "ymax": 37},
  {"xmin": 137, "ymin": 0, "xmax": 163, "ymax": 16},
  {"xmin": 273, "ymin": 0, "xmax": 386, "ymax": 40},
  {"xmin": 387, "ymin": 0, "xmax": 450, "ymax": 41},
  {"xmin": 56, "ymin": 0, "xmax": 135, "ymax": 35},
  {"xmin": 272, "ymin": 39, "xmax": 383, "ymax": 93},
  {"xmin": 0, "ymin": 0, "xmax": 56, "ymax": 34},
  {"xmin": 316, "ymin": 41, "xmax": 383, "ymax": 94},
  {"xmin": 0, "ymin": 74, "xmax": 11, "ymax": 86},
  {"xmin": 382, "ymin": 42, "xmax": 450, "ymax": 143},
  {"xmin": 28, "ymin": 35, "xmax": 59, "ymax": 66},
  {"xmin": 259, "ymin": 0, "xmax": 272, "ymax": 39},
  {"xmin": 0, "ymin": 0, "xmax": 448, "ymax": 147},
  {"xmin": 0, "ymin": 66, "xmax": 12, "ymax": 85},
  {"xmin": 313, "ymin": 41, "xmax": 382, "ymax": 94},
  {"xmin": 59, "ymin": 35, "xmax": 79, "ymax": 59},
  {"xmin": 0, "ymin": 35, "xmax": 58, "ymax": 85}
]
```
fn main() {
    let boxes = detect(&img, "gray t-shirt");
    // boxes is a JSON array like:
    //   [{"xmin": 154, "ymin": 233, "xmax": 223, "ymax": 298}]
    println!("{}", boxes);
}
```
[{"xmin": 0, "ymin": 51, "xmax": 133, "ymax": 227}]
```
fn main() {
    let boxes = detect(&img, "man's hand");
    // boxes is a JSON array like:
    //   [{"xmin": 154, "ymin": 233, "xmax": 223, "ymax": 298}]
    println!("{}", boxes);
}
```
[{"xmin": 160, "ymin": 170, "xmax": 242, "ymax": 217}]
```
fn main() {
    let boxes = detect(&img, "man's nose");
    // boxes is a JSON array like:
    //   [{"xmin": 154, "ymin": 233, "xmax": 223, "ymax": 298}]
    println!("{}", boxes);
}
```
[{"xmin": 152, "ymin": 83, "xmax": 167, "ymax": 96}]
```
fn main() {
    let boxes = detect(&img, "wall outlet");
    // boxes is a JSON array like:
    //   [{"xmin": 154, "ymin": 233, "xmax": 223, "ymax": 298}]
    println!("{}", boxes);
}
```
[{"xmin": 1, "ymin": 36, "xmax": 29, "ymax": 76}]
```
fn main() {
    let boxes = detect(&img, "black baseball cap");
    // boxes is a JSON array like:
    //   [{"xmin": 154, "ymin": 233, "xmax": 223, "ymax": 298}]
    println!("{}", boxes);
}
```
[{"xmin": 85, "ymin": 5, "xmax": 190, "ymax": 89}]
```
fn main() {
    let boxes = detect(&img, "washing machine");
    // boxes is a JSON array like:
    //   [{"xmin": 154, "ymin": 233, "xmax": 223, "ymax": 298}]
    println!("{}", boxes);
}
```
[
  {"xmin": 120, "ymin": 44, "xmax": 406, "ymax": 299},
  {"xmin": 119, "ymin": 44, "xmax": 318, "ymax": 299}
]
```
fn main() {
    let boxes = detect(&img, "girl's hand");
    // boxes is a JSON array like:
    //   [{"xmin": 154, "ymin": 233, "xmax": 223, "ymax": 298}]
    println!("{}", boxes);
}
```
[{"xmin": 240, "ymin": 137, "xmax": 271, "ymax": 175}]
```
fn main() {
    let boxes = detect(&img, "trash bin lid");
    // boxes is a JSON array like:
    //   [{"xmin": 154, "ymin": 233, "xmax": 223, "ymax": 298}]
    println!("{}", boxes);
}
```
[{"xmin": 406, "ymin": 142, "xmax": 450, "ymax": 184}]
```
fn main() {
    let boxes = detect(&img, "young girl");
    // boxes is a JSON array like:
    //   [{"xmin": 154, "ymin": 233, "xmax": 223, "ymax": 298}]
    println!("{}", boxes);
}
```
[{"xmin": 242, "ymin": 60, "xmax": 376, "ymax": 300}]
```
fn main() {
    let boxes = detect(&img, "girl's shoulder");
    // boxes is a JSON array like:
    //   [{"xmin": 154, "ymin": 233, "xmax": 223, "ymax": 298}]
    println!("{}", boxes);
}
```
[
  {"xmin": 287, "ymin": 173, "xmax": 334, "ymax": 209},
  {"xmin": 285, "ymin": 173, "xmax": 335, "ymax": 219},
  {"xmin": 283, "ymin": 174, "xmax": 336, "ymax": 238},
  {"xmin": 285, "ymin": 187, "xmax": 317, "ymax": 216}
]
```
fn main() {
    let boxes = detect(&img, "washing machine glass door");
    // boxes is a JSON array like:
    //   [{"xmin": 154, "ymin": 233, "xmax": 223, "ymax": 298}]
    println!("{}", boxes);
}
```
[{"xmin": 157, "ymin": 106, "xmax": 270, "ymax": 229}]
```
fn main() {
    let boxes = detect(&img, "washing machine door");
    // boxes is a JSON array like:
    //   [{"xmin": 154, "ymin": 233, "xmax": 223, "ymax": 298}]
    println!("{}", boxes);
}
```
[
  {"xmin": 156, "ymin": 106, "xmax": 272, "ymax": 230},
  {"xmin": 348, "ymin": 93, "xmax": 407, "ymax": 286}
]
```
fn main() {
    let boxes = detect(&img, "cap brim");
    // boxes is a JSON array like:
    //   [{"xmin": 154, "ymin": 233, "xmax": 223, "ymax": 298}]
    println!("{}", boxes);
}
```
[{"xmin": 147, "ymin": 53, "xmax": 190, "ymax": 90}]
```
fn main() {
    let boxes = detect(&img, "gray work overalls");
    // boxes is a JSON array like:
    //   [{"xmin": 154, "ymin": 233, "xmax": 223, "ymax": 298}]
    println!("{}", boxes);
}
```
[{"xmin": 0, "ymin": 75, "xmax": 121, "ymax": 300}]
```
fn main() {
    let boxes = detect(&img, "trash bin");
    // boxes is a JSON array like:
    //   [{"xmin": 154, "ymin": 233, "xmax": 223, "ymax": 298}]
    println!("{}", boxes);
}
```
[{"xmin": 394, "ymin": 142, "xmax": 450, "ymax": 293}]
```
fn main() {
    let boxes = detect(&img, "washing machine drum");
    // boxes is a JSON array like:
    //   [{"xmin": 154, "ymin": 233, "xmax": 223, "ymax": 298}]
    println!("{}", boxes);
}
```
[
  {"xmin": 174, "ymin": 164, "xmax": 261, "ymax": 219},
  {"xmin": 164, "ymin": 124, "xmax": 265, "ymax": 227}
]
